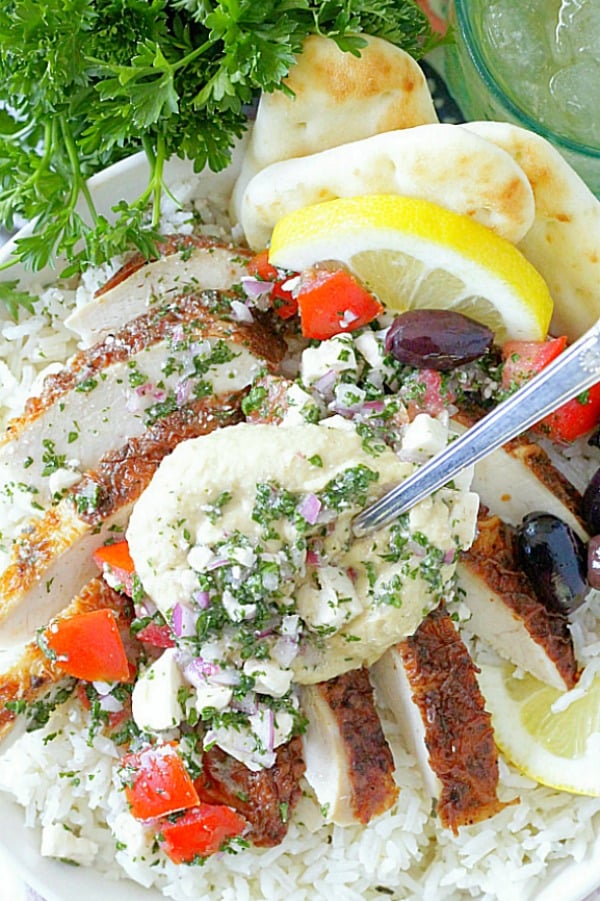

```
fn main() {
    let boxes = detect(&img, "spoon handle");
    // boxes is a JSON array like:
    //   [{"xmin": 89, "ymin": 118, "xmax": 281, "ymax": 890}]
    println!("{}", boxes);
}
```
[{"xmin": 352, "ymin": 320, "xmax": 600, "ymax": 537}]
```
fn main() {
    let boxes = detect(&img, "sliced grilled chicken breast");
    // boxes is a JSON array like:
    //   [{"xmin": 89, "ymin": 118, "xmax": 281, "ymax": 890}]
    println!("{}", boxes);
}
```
[
  {"xmin": 372, "ymin": 605, "xmax": 513, "ymax": 834},
  {"xmin": 0, "ymin": 393, "xmax": 243, "ymax": 648},
  {"xmin": 452, "ymin": 411, "xmax": 588, "ymax": 540},
  {"xmin": 0, "ymin": 577, "xmax": 126, "ymax": 741},
  {"xmin": 300, "ymin": 667, "xmax": 398, "ymax": 826},
  {"xmin": 457, "ymin": 513, "xmax": 579, "ymax": 690},
  {"xmin": 65, "ymin": 235, "xmax": 254, "ymax": 346},
  {"xmin": 196, "ymin": 738, "xmax": 306, "ymax": 847},
  {"xmin": 0, "ymin": 297, "xmax": 285, "ymax": 513}
]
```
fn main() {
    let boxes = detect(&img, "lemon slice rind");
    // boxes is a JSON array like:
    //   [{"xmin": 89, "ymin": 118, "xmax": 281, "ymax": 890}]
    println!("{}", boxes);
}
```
[
  {"xmin": 477, "ymin": 662, "xmax": 600, "ymax": 797},
  {"xmin": 269, "ymin": 195, "xmax": 554, "ymax": 343}
]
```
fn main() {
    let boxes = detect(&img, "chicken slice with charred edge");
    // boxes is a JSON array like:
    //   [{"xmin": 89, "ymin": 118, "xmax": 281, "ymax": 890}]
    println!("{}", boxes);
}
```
[
  {"xmin": 300, "ymin": 667, "xmax": 399, "ymax": 826},
  {"xmin": 456, "ymin": 512, "xmax": 579, "ymax": 691},
  {"xmin": 452, "ymin": 410, "xmax": 588, "ymax": 541},
  {"xmin": 194, "ymin": 738, "xmax": 306, "ymax": 847},
  {"xmin": 0, "ymin": 393, "xmax": 243, "ymax": 647},
  {"xmin": 65, "ymin": 235, "xmax": 254, "ymax": 346},
  {"xmin": 0, "ymin": 295, "xmax": 285, "ymax": 513},
  {"xmin": 371, "ymin": 605, "xmax": 514, "ymax": 834},
  {"xmin": 0, "ymin": 577, "xmax": 129, "ymax": 741}
]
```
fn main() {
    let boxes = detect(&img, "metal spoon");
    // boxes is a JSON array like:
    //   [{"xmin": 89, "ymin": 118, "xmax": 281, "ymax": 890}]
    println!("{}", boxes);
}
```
[{"xmin": 352, "ymin": 319, "xmax": 600, "ymax": 537}]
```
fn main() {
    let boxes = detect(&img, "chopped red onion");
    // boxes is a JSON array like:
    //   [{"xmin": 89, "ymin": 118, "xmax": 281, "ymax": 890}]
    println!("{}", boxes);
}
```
[
  {"xmin": 313, "ymin": 369, "xmax": 337, "ymax": 396},
  {"xmin": 92, "ymin": 680, "xmax": 112, "ymax": 696},
  {"xmin": 271, "ymin": 636, "xmax": 299, "ymax": 668},
  {"xmin": 135, "ymin": 383, "xmax": 153, "ymax": 397},
  {"xmin": 172, "ymin": 602, "xmax": 199, "ymax": 637},
  {"xmin": 184, "ymin": 657, "xmax": 220, "ymax": 688},
  {"xmin": 241, "ymin": 275, "xmax": 273, "ymax": 300},
  {"xmin": 175, "ymin": 378, "xmax": 192, "ymax": 406},
  {"xmin": 209, "ymin": 668, "xmax": 241, "ymax": 687},
  {"xmin": 99, "ymin": 694, "xmax": 124, "ymax": 713},
  {"xmin": 363, "ymin": 399, "xmax": 385, "ymax": 413},
  {"xmin": 443, "ymin": 548, "xmax": 456, "ymax": 565},
  {"xmin": 298, "ymin": 493, "xmax": 322, "ymax": 525},
  {"xmin": 230, "ymin": 299, "xmax": 255, "ymax": 323},
  {"xmin": 206, "ymin": 557, "xmax": 229, "ymax": 571},
  {"xmin": 232, "ymin": 692, "xmax": 258, "ymax": 715},
  {"xmin": 252, "ymin": 707, "xmax": 275, "ymax": 753},
  {"xmin": 192, "ymin": 590, "xmax": 210, "ymax": 609}
]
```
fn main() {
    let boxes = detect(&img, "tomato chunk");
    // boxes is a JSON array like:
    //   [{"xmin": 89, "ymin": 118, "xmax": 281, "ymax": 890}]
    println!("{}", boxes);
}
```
[
  {"xmin": 296, "ymin": 265, "xmax": 383, "ymax": 340},
  {"xmin": 247, "ymin": 249, "xmax": 298, "ymax": 319},
  {"xmin": 135, "ymin": 621, "xmax": 175, "ymax": 648},
  {"xmin": 44, "ymin": 608, "xmax": 130, "ymax": 682},
  {"xmin": 501, "ymin": 336, "xmax": 600, "ymax": 442},
  {"xmin": 93, "ymin": 540, "xmax": 136, "ymax": 596},
  {"xmin": 159, "ymin": 803, "xmax": 247, "ymax": 863},
  {"xmin": 501, "ymin": 336, "xmax": 567, "ymax": 390},
  {"xmin": 123, "ymin": 744, "xmax": 199, "ymax": 820}
]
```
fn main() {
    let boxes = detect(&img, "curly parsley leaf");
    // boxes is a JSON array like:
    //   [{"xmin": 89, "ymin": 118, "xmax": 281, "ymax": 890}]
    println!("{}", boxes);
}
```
[{"xmin": 0, "ymin": 0, "xmax": 442, "ymax": 316}]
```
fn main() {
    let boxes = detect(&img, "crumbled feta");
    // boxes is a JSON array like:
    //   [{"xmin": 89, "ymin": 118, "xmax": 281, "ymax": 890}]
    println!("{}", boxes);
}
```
[
  {"xmin": 187, "ymin": 543, "xmax": 215, "ymax": 572},
  {"xmin": 296, "ymin": 565, "xmax": 362, "ymax": 630},
  {"xmin": 243, "ymin": 658, "xmax": 293, "ymax": 697},
  {"xmin": 48, "ymin": 467, "xmax": 82, "ymax": 496},
  {"xmin": 402, "ymin": 414, "xmax": 448, "ymax": 459},
  {"xmin": 41, "ymin": 823, "xmax": 98, "ymax": 866},
  {"xmin": 280, "ymin": 383, "xmax": 321, "ymax": 427},
  {"xmin": 132, "ymin": 648, "xmax": 184, "ymax": 731},
  {"xmin": 301, "ymin": 335, "xmax": 357, "ymax": 385},
  {"xmin": 112, "ymin": 812, "xmax": 150, "ymax": 858},
  {"xmin": 194, "ymin": 680, "xmax": 233, "ymax": 713}
]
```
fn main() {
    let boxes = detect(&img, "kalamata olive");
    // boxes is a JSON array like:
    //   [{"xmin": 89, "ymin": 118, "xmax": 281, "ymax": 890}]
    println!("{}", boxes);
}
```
[
  {"xmin": 587, "ymin": 535, "xmax": 600, "ymax": 589},
  {"xmin": 515, "ymin": 512, "xmax": 588, "ymax": 615},
  {"xmin": 384, "ymin": 309, "xmax": 494, "ymax": 370},
  {"xmin": 582, "ymin": 466, "xmax": 600, "ymax": 534}
]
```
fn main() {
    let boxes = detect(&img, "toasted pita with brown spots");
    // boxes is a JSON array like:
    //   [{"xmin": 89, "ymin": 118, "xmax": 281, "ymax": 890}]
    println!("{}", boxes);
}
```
[
  {"xmin": 463, "ymin": 121, "xmax": 600, "ymax": 341},
  {"xmin": 239, "ymin": 123, "xmax": 535, "ymax": 250},
  {"xmin": 230, "ymin": 34, "xmax": 438, "ymax": 225}
]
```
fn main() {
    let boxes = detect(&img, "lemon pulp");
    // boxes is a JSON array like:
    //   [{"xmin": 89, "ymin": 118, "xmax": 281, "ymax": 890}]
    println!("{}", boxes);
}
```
[{"xmin": 269, "ymin": 194, "xmax": 554, "ymax": 343}]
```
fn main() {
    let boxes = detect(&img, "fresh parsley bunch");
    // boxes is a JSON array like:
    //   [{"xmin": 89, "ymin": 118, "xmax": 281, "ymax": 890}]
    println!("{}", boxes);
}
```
[{"xmin": 0, "ymin": 0, "xmax": 441, "ymax": 315}]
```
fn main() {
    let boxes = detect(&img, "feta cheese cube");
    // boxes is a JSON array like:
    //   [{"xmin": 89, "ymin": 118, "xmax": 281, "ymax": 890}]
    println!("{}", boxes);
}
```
[
  {"xmin": 296, "ymin": 565, "xmax": 362, "ymax": 630},
  {"xmin": 402, "ymin": 414, "xmax": 448, "ymax": 458},
  {"xmin": 301, "ymin": 335, "xmax": 357, "ymax": 386},
  {"xmin": 132, "ymin": 648, "xmax": 184, "ymax": 732},
  {"xmin": 41, "ymin": 823, "xmax": 98, "ymax": 866},
  {"xmin": 280, "ymin": 383, "xmax": 321, "ymax": 427},
  {"xmin": 243, "ymin": 658, "xmax": 293, "ymax": 697},
  {"xmin": 194, "ymin": 680, "xmax": 233, "ymax": 713}
]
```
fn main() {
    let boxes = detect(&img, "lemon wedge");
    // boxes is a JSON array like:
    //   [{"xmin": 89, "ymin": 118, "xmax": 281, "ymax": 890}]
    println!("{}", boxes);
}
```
[
  {"xmin": 268, "ymin": 195, "xmax": 554, "ymax": 343},
  {"xmin": 477, "ymin": 662, "xmax": 600, "ymax": 796}
]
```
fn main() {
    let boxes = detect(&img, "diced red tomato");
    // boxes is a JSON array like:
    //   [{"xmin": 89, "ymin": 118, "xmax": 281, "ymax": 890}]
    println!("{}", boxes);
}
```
[
  {"xmin": 501, "ymin": 336, "xmax": 567, "ymax": 390},
  {"xmin": 159, "ymin": 803, "xmax": 247, "ymax": 863},
  {"xmin": 44, "ymin": 608, "xmax": 130, "ymax": 682},
  {"xmin": 501, "ymin": 336, "xmax": 600, "ymax": 442},
  {"xmin": 123, "ymin": 744, "xmax": 200, "ymax": 820},
  {"xmin": 135, "ymin": 622, "xmax": 175, "ymax": 648},
  {"xmin": 93, "ymin": 540, "xmax": 136, "ymax": 596},
  {"xmin": 247, "ymin": 248, "xmax": 279, "ymax": 282},
  {"xmin": 247, "ymin": 250, "xmax": 298, "ymax": 320},
  {"xmin": 406, "ymin": 369, "xmax": 456, "ymax": 419},
  {"xmin": 539, "ymin": 384, "xmax": 600, "ymax": 443},
  {"xmin": 295, "ymin": 265, "xmax": 384, "ymax": 340}
]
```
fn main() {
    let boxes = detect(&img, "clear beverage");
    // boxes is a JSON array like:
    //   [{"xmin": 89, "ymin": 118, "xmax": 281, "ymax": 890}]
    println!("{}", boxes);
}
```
[{"xmin": 445, "ymin": 0, "xmax": 600, "ymax": 196}]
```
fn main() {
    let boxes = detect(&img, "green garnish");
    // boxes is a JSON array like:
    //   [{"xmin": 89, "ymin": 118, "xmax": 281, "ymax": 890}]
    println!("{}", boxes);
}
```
[{"xmin": 0, "ymin": 0, "xmax": 441, "ymax": 316}]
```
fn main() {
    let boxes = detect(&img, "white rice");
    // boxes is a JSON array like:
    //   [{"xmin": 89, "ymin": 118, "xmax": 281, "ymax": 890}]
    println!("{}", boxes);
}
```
[{"xmin": 1, "ymin": 189, "xmax": 600, "ymax": 900}]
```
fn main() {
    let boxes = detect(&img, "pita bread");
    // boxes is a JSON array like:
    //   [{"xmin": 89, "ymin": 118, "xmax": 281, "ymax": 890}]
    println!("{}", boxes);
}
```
[
  {"xmin": 230, "ymin": 34, "xmax": 438, "ymax": 224},
  {"xmin": 239, "ymin": 123, "xmax": 536, "ymax": 250},
  {"xmin": 463, "ymin": 121, "xmax": 600, "ymax": 341}
]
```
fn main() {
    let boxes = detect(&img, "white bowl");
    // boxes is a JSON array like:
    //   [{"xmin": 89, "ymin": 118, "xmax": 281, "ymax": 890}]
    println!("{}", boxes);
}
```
[{"xmin": 0, "ymin": 147, "xmax": 599, "ymax": 901}]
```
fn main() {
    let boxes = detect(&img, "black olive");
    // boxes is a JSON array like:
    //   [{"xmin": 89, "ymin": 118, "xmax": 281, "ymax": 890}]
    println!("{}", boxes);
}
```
[
  {"xmin": 515, "ymin": 512, "xmax": 588, "ymax": 615},
  {"xmin": 384, "ymin": 309, "xmax": 494, "ymax": 371},
  {"xmin": 587, "ymin": 535, "xmax": 600, "ymax": 589},
  {"xmin": 582, "ymin": 466, "xmax": 600, "ymax": 535}
]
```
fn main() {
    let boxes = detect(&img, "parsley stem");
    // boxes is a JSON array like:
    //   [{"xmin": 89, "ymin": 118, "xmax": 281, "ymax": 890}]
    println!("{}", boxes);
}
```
[{"xmin": 59, "ymin": 116, "xmax": 99, "ymax": 227}]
